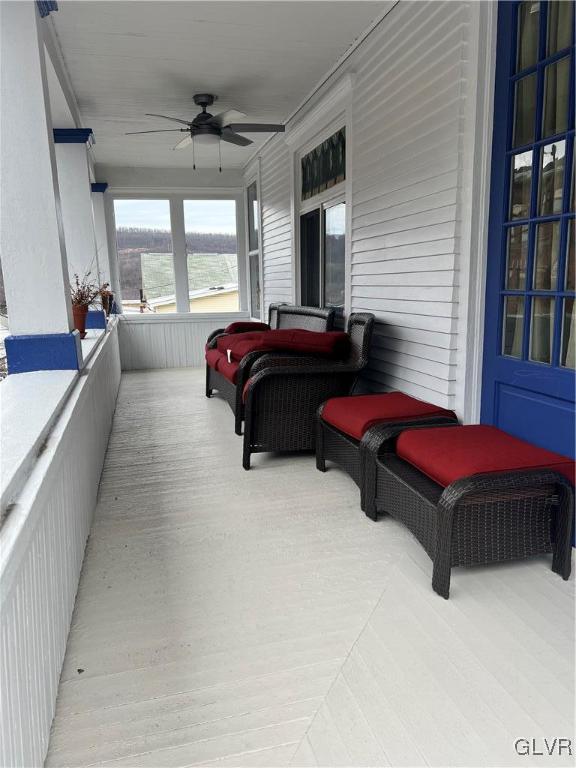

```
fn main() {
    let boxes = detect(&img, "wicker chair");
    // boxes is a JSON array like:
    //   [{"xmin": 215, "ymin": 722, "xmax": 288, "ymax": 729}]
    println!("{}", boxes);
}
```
[
  {"xmin": 361, "ymin": 423, "xmax": 574, "ymax": 598},
  {"xmin": 241, "ymin": 313, "xmax": 375, "ymax": 470},
  {"xmin": 205, "ymin": 305, "xmax": 335, "ymax": 434}
]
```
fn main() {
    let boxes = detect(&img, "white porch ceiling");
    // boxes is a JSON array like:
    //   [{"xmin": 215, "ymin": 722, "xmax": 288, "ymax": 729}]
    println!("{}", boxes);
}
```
[{"xmin": 50, "ymin": 1, "xmax": 383, "ymax": 170}]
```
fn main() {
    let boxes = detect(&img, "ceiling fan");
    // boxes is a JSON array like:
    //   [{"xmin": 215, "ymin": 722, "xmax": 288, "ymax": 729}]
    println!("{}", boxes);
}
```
[{"xmin": 126, "ymin": 93, "xmax": 285, "ymax": 169}]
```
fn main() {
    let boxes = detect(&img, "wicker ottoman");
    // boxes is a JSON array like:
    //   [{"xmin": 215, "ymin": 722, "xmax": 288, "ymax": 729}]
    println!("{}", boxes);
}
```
[
  {"xmin": 316, "ymin": 392, "xmax": 458, "ymax": 488},
  {"xmin": 362, "ymin": 424, "xmax": 574, "ymax": 598}
]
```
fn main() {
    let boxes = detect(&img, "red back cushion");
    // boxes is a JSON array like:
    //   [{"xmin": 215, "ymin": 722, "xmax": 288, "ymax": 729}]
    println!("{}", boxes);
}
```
[
  {"xmin": 216, "ymin": 332, "xmax": 266, "ymax": 355},
  {"xmin": 224, "ymin": 321, "xmax": 270, "ymax": 334},
  {"xmin": 229, "ymin": 329, "xmax": 350, "ymax": 362},
  {"xmin": 396, "ymin": 425, "xmax": 575, "ymax": 488},
  {"xmin": 322, "ymin": 392, "xmax": 456, "ymax": 441}
]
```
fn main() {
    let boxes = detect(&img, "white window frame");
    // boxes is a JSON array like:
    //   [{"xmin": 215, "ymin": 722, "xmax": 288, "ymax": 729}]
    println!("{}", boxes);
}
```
[
  {"xmin": 294, "ymin": 117, "xmax": 348, "ymax": 310},
  {"xmin": 285, "ymin": 74, "xmax": 354, "ymax": 313},
  {"xmin": 245, "ymin": 164, "xmax": 264, "ymax": 320},
  {"xmin": 107, "ymin": 189, "xmax": 247, "ymax": 314}
]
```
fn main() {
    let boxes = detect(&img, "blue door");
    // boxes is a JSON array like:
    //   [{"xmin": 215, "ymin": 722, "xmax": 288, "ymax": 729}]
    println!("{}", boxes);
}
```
[{"xmin": 482, "ymin": 0, "xmax": 575, "ymax": 458}]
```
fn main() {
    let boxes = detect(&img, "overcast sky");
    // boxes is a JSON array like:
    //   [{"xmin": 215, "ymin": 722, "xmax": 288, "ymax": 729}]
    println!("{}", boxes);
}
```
[{"xmin": 114, "ymin": 199, "xmax": 237, "ymax": 234}]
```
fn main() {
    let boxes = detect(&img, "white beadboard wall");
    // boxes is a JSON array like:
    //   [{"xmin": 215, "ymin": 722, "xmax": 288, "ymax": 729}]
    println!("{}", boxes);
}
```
[
  {"xmin": 119, "ymin": 313, "xmax": 249, "ymax": 370},
  {"xmin": 0, "ymin": 326, "xmax": 121, "ymax": 768},
  {"xmin": 247, "ymin": 0, "xmax": 475, "ymax": 412}
]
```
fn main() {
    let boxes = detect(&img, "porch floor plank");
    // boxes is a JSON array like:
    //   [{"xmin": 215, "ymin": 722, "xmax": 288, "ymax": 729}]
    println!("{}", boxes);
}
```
[{"xmin": 45, "ymin": 369, "xmax": 574, "ymax": 768}]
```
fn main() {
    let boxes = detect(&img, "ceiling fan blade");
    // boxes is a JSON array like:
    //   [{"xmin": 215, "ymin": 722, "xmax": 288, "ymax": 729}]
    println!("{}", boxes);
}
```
[
  {"xmin": 220, "ymin": 129, "xmax": 253, "ymax": 147},
  {"xmin": 225, "ymin": 123, "xmax": 285, "ymax": 133},
  {"xmin": 226, "ymin": 123, "xmax": 285, "ymax": 133},
  {"xmin": 125, "ymin": 129, "xmax": 186, "ymax": 134},
  {"xmin": 145, "ymin": 113, "xmax": 191, "ymax": 126},
  {"xmin": 211, "ymin": 109, "xmax": 247, "ymax": 127},
  {"xmin": 173, "ymin": 135, "xmax": 193, "ymax": 150}
]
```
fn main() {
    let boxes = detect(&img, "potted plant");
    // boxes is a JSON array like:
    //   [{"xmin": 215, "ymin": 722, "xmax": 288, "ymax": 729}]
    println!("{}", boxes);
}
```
[{"xmin": 70, "ymin": 272, "xmax": 101, "ymax": 339}]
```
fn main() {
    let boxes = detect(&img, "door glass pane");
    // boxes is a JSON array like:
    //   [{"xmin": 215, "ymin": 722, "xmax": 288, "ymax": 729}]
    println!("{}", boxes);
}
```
[
  {"xmin": 113, "ymin": 199, "xmax": 174, "ymax": 313},
  {"xmin": 247, "ymin": 182, "xmax": 259, "ymax": 253},
  {"xmin": 249, "ymin": 252, "xmax": 261, "ymax": 316},
  {"xmin": 502, "ymin": 296, "xmax": 525, "ymax": 357},
  {"xmin": 513, "ymin": 73, "xmax": 537, "ymax": 146},
  {"xmin": 517, "ymin": 1, "xmax": 540, "ymax": 71},
  {"xmin": 561, "ymin": 298, "xmax": 575, "ymax": 368},
  {"xmin": 183, "ymin": 200, "xmax": 239, "ymax": 313},
  {"xmin": 538, "ymin": 140, "xmax": 565, "ymax": 214},
  {"xmin": 323, "ymin": 203, "xmax": 345, "ymax": 308},
  {"xmin": 547, "ymin": 0, "xmax": 573, "ymax": 55},
  {"xmin": 534, "ymin": 221, "xmax": 560, "ymax": 289},
  {"xmin": 505, "ymin": 225, "xmax": 529, "ymax": 288},
  {"xmin": 530, "ymin": 297, "xmax": 555, "ymax": 362},
  {"xmin": 543, "ymin": 57, "xmax": 570, "ymax": 138},
  {"xmin": 510, "ymin": 151, "xmax": 533, "ymax": 219},
  {"xmin": 300, "ymin": 209, "xmax": 320, "ymax": 307},
  {"xmin": 566, "ymin": 219, "xmax": 575, "ymax": 290}
]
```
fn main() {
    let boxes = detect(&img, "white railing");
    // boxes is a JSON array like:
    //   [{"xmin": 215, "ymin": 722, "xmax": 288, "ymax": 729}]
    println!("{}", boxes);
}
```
[{"xmin": 0, "ymin": 323, "xmax": 121, "ymax": 768}]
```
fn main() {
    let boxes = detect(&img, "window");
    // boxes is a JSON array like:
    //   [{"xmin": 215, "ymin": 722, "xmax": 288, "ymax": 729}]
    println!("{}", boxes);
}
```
[
  {"xmin": 184, "ymin": 200, "xmax": 239, "ymax": 313},
  {"xmin": 113, "ymin": 196, "xmax": 241, "ymax": 314},
  {"xmin": 246, "ymin": 181, "xmax": 261, "ymax": 317},
  {"xmin": 299, "ymin": 201, "xmax": 345, "ymax": 310},
  {"xmin": 301, "ymin": 127, "xmax": 345, "ymax": 201},
  {"xmin": 114, "ymin": 199, "xmax": 174, "ymax": 313},
  {"xmin": 499, "ymin": 1, "xmax": 575, "ymax": 367}
]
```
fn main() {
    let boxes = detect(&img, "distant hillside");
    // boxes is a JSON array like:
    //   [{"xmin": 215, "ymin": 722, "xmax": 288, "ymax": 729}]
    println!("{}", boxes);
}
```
[{"xmin": 116, "ymin": 228, "xmax": 237, "ymax": 254}]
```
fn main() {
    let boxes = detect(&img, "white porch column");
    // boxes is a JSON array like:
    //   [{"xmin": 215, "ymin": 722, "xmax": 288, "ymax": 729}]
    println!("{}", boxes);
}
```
[
  {"xmin": 91, "ymin": 183, "xmax": 111, "ymax": 286},
  {"xmin": 54, "ymin": 131, "xmax": 106, "ymax": 330},
  {"xmin": 0, "ymin": 1, "xmax": 82, "ymax": 373}
]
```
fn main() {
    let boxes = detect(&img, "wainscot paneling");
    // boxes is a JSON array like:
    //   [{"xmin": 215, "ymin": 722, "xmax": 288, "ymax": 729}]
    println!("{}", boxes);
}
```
[
  {"xmin": 118, "ymin": 313, "xmax": 249, "ymax": 370},
  {"xmin": 0, "ymin": 325, "xmax": 121, "ymax": 768}
]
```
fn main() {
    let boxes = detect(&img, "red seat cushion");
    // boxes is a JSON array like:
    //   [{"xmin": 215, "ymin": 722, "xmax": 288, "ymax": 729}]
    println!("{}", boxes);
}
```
[
  {"xmin": 217, "ymin": 356, "xmax": 240, "ymax": 384},
  {"xmin": 321, "ymin": 392, "xmax": 456, "ymax": 441},
  {"xmin": 396, "ymin": 425, "xmax": 575, "ymax": 488},
  {"xmin": 205, "ymin": 348, "xmax": 222, "ymax": 370},
  {"xmin": 224, "ymin": 321, "xmax": 270, "ymax": 334}
]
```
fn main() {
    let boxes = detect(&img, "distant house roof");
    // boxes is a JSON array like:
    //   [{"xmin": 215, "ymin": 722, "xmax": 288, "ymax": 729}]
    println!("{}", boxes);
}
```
[{"xmin": 122, "ymin": 283, "xmax": 238, "ymax": 310}]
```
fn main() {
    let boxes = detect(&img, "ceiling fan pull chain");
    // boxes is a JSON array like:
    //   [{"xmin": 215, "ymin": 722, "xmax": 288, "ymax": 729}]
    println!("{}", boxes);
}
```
[
  {"xmin": 218, "ymin": 141, "xmax": 222, "ymax": 173},
  {"xmin": 192, "ymin": 136, "xmax": 196, "ymax": 170}
]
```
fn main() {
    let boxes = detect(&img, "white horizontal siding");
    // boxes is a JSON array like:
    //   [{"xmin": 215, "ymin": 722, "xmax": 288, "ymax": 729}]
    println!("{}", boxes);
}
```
[
  {"xmin": 257, "ymin": 136, "xmax": 293, "ymax": 311},
  {"xmin": 349, "ymin": 1, "xmax": 468, "ymax": 408},
  {"xmin": 0, "ymin": 327, "xmax": 121, "ymax": 768},
  {"xmin": 246, "ymin": 0, "xmax": 470, "ymax": 411}
]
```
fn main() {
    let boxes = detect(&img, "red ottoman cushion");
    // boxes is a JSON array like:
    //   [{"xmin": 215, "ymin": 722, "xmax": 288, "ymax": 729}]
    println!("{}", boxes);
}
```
[
  {"xmin": 321, "ymin": 392, "xmax": 456, "ymax": 441},
  {"xmin": 224, "ymin": 321, "xmax": 270, "ymax": 334},
  {"xmin": 397, "ymin": 425, "xmax": 575, "ymax": 488},
  {"xmin": 205, "ymin": 348, "xmax": 222, "ymax": 370}
]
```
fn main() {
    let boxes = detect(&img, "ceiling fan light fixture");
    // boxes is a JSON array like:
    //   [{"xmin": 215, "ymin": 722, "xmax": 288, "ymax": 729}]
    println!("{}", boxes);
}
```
[{"xmin": 193, "ymin": 132, "xmax": 220, "ymax": 145}]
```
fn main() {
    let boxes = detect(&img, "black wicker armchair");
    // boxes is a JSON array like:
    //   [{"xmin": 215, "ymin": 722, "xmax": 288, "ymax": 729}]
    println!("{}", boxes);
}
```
[
  {"xmin": 241, "ymin": 313, "xmax": 375, "ymax": 469},
  {"xmin": 205, "ymin": 305, "xmax": 335, "ymax": 435}
]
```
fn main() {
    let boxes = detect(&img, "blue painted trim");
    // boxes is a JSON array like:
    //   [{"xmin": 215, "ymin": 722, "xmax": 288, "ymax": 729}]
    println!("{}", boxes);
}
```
[
  {"xmin": 85, "ymin": 310, "xmax": 106, "ymax": 329},
  {"xmin": 37, "ymin": 1, "xmax": 58, "ymax": 18},
  {"xmin": 53, "ymin": 128, "xmax": 94, "ymax": 145},
  {"xmin": 5, "ymin": 331, "xmax": 81, "ymax": 374},
  {"xmin": 91, "ymin": 182, "xmax": 108, "ymax": 193}
]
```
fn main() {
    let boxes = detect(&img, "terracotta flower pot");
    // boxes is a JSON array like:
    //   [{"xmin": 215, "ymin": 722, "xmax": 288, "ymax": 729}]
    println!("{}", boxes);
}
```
[{"xmin": 72, "ymin": 304, "xmax": 89, "ymax": 339}]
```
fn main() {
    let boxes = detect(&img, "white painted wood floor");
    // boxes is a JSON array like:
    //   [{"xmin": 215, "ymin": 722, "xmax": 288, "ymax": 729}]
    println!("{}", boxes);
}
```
[{"xmin": 46, "ymin": 369, "xmax": 575, "ymax": 768}]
